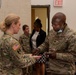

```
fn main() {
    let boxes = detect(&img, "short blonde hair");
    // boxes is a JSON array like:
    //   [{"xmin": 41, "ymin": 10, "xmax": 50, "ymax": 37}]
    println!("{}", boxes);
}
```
[{"xmin": 0, "ymin": 13, "xmax": 20, "ymax": 32}]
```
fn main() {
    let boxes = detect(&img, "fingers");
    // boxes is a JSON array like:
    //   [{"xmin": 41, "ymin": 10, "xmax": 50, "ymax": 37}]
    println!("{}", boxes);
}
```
[
  {"xmin": 32, "ymin": 55, "xmax": 41, "ymax": 60},
  {"xmin": 32, "ymin": 48, "xmax": 40, "ymax": 55}
]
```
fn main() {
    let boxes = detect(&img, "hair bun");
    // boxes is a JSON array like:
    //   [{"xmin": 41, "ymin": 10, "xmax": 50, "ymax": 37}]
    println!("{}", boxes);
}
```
[
  {"xmin": 34, "ymin": 18, "xmax": 42, "ymax": 28},
  {"xmin": 0, "ymin": 21, "xmax": 6, "ymax": 32},
  {"xmin": 35, "ymin": 18, "xmax": 41, "ymax": 23}
]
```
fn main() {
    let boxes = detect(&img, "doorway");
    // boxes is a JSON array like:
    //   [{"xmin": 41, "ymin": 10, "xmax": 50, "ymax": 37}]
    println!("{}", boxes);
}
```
[{"xmin": 31, "ymin": 5, "xmax": 50, "ymax": 35}]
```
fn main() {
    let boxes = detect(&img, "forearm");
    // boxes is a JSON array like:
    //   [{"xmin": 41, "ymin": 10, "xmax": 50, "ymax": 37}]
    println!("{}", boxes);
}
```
[
  {"xmin": 56, "ymin": 53, "xmax": 74, "ymax": 62},
  {"xmin": 38, "ymin": 41, "xmax": 49, "ymax": 53},
  {"xmin": 17, "ymin": 54, "xmax": 36, "ymax": 68}
]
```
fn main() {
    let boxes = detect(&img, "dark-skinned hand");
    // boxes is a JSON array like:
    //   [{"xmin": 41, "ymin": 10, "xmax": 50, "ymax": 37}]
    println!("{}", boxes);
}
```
[
  {"xmin": 32, "ymin": 48, "xmax": 40, "ymax": 55},
  {"xmin": 45, "ymin": 50, "xmax": 56, "ymax": 59}
]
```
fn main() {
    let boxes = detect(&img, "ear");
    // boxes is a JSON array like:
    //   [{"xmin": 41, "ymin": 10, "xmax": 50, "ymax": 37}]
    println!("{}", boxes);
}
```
[{"xmin": 11, "ymin": 22, "xmax": 15, "ymax": 28}]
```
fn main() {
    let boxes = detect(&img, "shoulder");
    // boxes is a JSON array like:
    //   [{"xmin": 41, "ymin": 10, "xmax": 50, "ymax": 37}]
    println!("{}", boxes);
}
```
[
  {"xmin": 0, "ymin": 34, "xmax": 20, "ymax": 47},
  {"xmin": 69, "ymin": 31, "xmax": 76, "ymax": 39},
  {"xmin": 40, "ymin": 29, "xmax": 46, "ymax": 34},
  {"xmin": 65, "ymin": 27, "xmax": 76, "ymax": 41},
  {"xmin": 65, "ymin": 27, "xmax": 75, "ymax": 37},
  {"xmin": 49, "ymin": 29, "xmax": 55, "ymax": 36},
  {"xmin": 19, "ymin": 34, "xmax": 25, "ymax": 38},
  {"xmin": 1, "ymin": 34, "xmax": 12, "ymax": 42},
  {"xmin": 5, "ymin": 34, "xmax": 20, "ymax": 46},
  {"xmin": 7, "ymin": 36, "xmax": 21, "ymax": 51}
]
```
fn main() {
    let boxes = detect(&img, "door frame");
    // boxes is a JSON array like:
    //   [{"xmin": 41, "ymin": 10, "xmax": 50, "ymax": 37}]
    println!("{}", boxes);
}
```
[{"xmin": 31, "ymin": 5, "xmax": 50, "ymax": 35}]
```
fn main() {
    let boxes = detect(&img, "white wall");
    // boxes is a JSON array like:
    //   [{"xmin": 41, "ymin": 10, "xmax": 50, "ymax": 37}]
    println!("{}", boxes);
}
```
[
  {"xmin": 31, "ymin": 0, "xmax": 76, "ymax": 31},
  {"xmin": 0, "ymin": 0, "xmax": 31, "ymax": 39}
]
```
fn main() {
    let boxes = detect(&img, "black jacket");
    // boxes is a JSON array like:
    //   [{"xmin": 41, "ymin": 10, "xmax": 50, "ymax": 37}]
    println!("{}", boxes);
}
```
[{"xmin": 30, "ymin": 29, "xmax": 46, "ymax": 50}]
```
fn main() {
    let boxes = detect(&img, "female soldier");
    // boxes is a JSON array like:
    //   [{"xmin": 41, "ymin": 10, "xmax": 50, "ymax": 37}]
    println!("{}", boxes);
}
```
[{"xmin": 0, "ymin": 14, "xmax": 40, "ymax": 75}]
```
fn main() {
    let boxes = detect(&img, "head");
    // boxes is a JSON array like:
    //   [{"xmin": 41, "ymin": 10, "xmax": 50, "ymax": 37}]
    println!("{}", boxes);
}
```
[
  {"xmin": 0, "ymin": 13, "xmax": 21, "ymax": 34},
  {"xmin": 34, "ymin": 18, "xmax": 42, "ymax": 32},
  {"xmin": 22, "ymin": 24, "xmax": 29, "ymax": 35},
  {"xmin": 51, "ymin": 12, "xmax": 67, "ymax": 33}
]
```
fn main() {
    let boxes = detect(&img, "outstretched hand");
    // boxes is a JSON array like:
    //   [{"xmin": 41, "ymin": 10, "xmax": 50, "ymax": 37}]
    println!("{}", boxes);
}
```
[{"xmin": 32, "ymin": 55, "xmax": 41, "ymax": 60}]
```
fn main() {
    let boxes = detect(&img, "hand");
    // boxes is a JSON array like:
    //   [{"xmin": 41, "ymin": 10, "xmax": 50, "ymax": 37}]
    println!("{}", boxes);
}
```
[
  {"xmin": 50, "ymin": 52, "xmax": 56, "ymax": 59},
  {"xmin": 44, "ymin": 52, "xmax": 51, "ymax": 58},
  {"xmin": 45, "ymin": 51, "xmax": 56, "ymax": 59},
  {"xmin": 32, "ymin": 55, "xmax": 41, "ymax": 60},
  {"xmin": 49, "ymin": 48, "xmax": 56, "ymax": 59},
  {"xmin": 32, "ymin": 48, "xmax": 40, "ymax": 55}
]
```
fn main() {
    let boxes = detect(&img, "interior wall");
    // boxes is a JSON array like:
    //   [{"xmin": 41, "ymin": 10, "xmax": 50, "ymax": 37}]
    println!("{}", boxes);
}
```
[
  {"xmin": 0, "ymin": 0, "xmax": 31, "ymax": 39},
  {"xmin": 31, "ymin": 0, "xmax": 76, "ymax": 31}
]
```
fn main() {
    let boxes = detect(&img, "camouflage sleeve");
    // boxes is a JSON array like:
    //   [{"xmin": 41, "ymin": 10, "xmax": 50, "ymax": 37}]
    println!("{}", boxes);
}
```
[
  {"xmin": 19, "ymin": 35, "xmax": 31, "ymax": 53},
  {"xmin": 6, "ymin": 38, "xmax": 36, "ymax": 68},
  {"xmin": 19, "ymin": 36, "xmax": 23, "ymax": 45},
  {"xmin": 56, "ymin": 53, "xmax": 74, "ymax": 62},
  {"xmin": 19, "ymin": 36, "xmax": 24, "ymax": 50},
  {"xmin": 56, "ymin": 34, "xmax": 76, "ymax": 62},
  {"xmin": 38, "ymin": 36, "xmax": 49, "ymax": 53}
]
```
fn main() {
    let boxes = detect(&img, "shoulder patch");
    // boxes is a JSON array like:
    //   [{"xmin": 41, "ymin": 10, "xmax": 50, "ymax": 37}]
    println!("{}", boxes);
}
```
[{"xmin": 12, "ymin": 44, "xmax": 20, "ymax": 51}]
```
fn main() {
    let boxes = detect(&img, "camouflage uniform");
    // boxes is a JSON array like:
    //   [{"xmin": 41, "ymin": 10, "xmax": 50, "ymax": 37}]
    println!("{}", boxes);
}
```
[
  {"xmin": 38, "ymin": 26, "xmax": 76, "ymax": 75},
  {"xmin": 19, "ymin": 34, "xmax": 31, "ymax": 53},
  {"xmin": 0, "ymin": 33, "xmax": 36, "ymax": 75},
  {"xmin": 19, "ymin": 34, "xmax": 32, "ymax": 75}
]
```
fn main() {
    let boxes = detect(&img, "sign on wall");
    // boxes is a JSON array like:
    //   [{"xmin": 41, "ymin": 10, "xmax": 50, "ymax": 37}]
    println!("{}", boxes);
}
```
[{"xmin": 54, "ymin": 0, "xmax": 63, "ymax": 7}]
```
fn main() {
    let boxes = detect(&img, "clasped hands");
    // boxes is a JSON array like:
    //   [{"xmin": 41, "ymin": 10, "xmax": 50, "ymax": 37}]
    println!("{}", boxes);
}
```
[
  {"xmin": 31, "ymin": 48, "xmax": 41, "ymax": 60},
  {"xmin": 32, "ymin": 48, "xmax": 56, "ymax": 59},
  {"xmin": 32, "ymin": 48, "xmax": 40, "ymax": 55},
  {"xmin": 44, "ymin": 51, "xmax": 56, "ymax": 59}
]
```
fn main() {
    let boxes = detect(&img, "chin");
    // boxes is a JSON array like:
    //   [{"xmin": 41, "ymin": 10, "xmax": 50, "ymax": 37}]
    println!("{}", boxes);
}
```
[
  {"xmin": 14, "ymin": 32, "xmax": 18, "ymax": 34},
  {"xmin": 54, "ymin": 30, "xmax": 58, "ymax": 32}
]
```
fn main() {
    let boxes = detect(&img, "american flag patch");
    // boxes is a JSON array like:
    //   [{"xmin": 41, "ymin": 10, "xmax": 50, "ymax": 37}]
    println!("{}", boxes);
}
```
[{"xmin": 12, "ymin": 44, "xmax": 20, "ymax": 51}]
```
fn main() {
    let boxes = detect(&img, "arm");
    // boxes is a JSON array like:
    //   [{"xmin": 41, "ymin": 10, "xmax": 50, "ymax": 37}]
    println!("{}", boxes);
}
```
[
  {"xmin": 19, "ymin": 36, "xmax": 25, "ymax": 51},
  {"xmin": 32, "ymin": 36, "xmax": 49, "ymax": 55},
  {"xmin": 5, "ymin": 38, "xmax": 36, "ymax": 68},
  {"xmin": 38, "ymin": 36, "xmax": 49, "ymax": 53},
  {"xmin": 56, "ymin": 34, "xmax": 76, "ymax": 62},
  {"xmin": 19, "ymin": 36, "xmax": 22, "ymax": 43},
  {"xmin": 19, "ymin": 36, "xmax": 24, "ymax": 48},
  {"xmin": 19, "ymin": 36, "xmax": 27, "ymax": 53}
]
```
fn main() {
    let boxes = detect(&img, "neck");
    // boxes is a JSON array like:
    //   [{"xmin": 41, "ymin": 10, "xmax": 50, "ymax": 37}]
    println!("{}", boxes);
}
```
[
  {"xmin": 6, "ymin": 29, "xmax": 14, "ymax": 35},
  {"xmin": 24, "ymin": 33, "xmax": 29, "ymax": 36}
]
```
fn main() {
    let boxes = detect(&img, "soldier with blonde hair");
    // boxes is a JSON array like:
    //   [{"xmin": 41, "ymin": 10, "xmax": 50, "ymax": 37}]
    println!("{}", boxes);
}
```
[{"xmin": 0, "ymin": 13, "xmax": 41, "ymax": 75}]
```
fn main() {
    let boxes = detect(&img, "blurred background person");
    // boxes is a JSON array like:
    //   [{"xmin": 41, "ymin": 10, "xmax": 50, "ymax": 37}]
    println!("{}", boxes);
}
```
[
  {"xmin": 30, "ymin": 18, "xmax": 46, "ymax": 75},
  {"xmin": 19, "ymin": 24, "xmax": 32, "ymax": 75},
  {"xmin": 0, "ymin": 13, "xmax": 41, "ymax": 75},
  {"xmin": 19, "ymin": 24, "xmax": 31, "ymax": 53}
]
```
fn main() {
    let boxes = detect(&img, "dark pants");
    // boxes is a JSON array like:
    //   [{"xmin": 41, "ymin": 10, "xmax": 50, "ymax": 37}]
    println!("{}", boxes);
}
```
[
  {"xmin": 22, "ymin": 66, "xmax": 33, "ymax": 75},
  {"xmin": 46, "ymin": 72, "xmax": 58, "ymax": 75}
]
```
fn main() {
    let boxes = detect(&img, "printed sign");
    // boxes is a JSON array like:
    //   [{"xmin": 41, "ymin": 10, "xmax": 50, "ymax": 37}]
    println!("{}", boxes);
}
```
[{"xmin": 54, "ymin": 0, "xmax": 63, "ymax": 6}]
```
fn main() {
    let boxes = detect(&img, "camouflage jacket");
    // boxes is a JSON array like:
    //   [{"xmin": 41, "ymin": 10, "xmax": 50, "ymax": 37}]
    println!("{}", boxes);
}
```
[
  {"xmin": 0, "ymin": 33, "xmax": 35, "ymax": 75},
  {"xmin": 38, "ymin": 26, "xmax": 76, "ymax": 75},
  {"xmin": 19, "ymin": 34, "xmax": 31, "ymax": 53}
]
